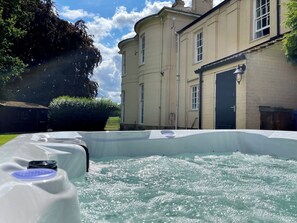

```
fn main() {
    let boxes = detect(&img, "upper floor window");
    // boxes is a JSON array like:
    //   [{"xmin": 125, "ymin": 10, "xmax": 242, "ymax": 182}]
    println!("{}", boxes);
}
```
[
  {"xmin": 122, "ymin": 51, "xmax": 126, "ymax": 76},
  {"xmin": 140, "ymin": 34, "xmax": 145, "ymax": 64},
  {"xmin": 195, "ymin": 31, "xmax": 203, "ymax": 63},
  {"xmin": 254, "ymin": 0, "xmax": 270, "ymax": 39},
  {"xmin": 191, "ymin": 85, "xmax": 199, "ymax": 110}
]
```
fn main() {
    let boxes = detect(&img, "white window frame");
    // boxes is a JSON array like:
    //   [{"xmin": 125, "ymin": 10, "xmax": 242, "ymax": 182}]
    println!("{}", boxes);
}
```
[
  {"xmin": 139, "ymin": 84, "xmax": 144, "ymax": 124},
  {"xmin": 140, "ymin": 34, "xmax": 145, "ymax": 65},
  {"xmin": 121, "ymin": 91, "xmax": 125, "ymax": 123},
  {"xmin": 122, "ymin": 51, "xmax": 126, "ymax": 76},
  {"xmin": 195, "ymin": 31, "xmax": 203, "ymax": 63},
  {"xmin": 254, "ymin": 0, "xmax": 270, "ymax": 39},
  {"xmin": 191, "ymin": 85, "xmax": 199, "ymax": 110}
]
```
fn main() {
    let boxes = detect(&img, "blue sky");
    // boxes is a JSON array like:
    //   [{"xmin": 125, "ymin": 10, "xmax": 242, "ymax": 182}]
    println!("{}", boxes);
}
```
[{"xmin": 54, "ymin": 0, "xmax": 223, "ymax": 103}]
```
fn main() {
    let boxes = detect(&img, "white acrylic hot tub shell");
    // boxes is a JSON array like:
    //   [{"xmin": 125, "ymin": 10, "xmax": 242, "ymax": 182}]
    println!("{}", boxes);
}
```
[
  {"xmin": 0, "ymin": 133, "xmax": 85, "ymax": 223},
  {"xmin": 79, "ymin": 130, "xmax": 297, "ymax": 159},
  {"xmin": 0, "ymin": 170, "xmax": 80, "ymax": 223},
  {"xmin": 1, "ymin": 129, "xmax": 297, "ymax": 222}
]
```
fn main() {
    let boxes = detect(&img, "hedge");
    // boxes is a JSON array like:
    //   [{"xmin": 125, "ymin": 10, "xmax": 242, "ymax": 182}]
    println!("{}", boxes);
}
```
[{"xmin": 48, "ymin": 96, "xmax": 118, "ymax": 131}]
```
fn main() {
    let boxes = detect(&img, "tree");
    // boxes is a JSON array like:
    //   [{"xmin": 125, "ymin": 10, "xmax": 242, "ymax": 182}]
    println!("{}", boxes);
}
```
[
  {"xmin": 283, "ymin": 0, "xmax": 297, "ymax": 64},
  {"xmin": 1, "ymin": 0, "xmax": 102, "ymax": 105},
  {"xmin": 0, "ymin": 0, "xmax": 38, "ymax": 88}
]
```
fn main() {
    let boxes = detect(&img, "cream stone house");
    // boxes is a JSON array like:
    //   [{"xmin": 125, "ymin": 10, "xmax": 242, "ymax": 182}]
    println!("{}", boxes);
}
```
[{"xmin": 118, "ymin": 0, "xmax": 297, "ymax": 130}]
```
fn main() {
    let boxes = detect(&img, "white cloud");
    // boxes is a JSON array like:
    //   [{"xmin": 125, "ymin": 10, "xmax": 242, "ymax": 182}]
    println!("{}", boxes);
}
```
[
  {"xmin": 183, "ymin": 0, "xmax": 192, "ymax": 7},
  {"xmin": 214, "ymin": 0, "xmax": 224, "ymax": 6},
  {"xmin": 90, "ymin": 43, "xmax": 121, "ymax": 102},
  {"xmin": 121, "ymin": 31, "xmax": 136, "ymax": 41},
  {"xmin": 86, "ymin": 1, "xmax": 172, "ymax": 43},
  {"xmin": 60, "ymin": 6, "xmax": 95, "ymax": 20},
  {"xmin": 184, "ymin": 0, "xmax": 223, "ymax": 7}
]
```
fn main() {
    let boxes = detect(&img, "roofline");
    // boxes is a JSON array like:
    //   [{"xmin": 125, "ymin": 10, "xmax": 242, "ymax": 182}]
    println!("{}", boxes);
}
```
[
  {"xmin": 195, "ymin": 53, "xmax": 246, "ymax": 74},
  {"xmin": 178, "ymin": 0, "xmax": 231, "ymax": 34},
  {"xmin": 118, "ymin": 36, "xmax": 137, "ymax": 50},
  {"xmin": 119, "ymin": 6, "xmax": 200, "ymax": 50},
  {"xmin": 134, "ymin": 6, "xmax": 200, "ymax": 33},
  {"xmin": 0, "ymin": 101, "xmax": 49, "ymax": 109},
  {"xmin": 195, "ymin": 35, "xmax": 285, "ymax": 74}
]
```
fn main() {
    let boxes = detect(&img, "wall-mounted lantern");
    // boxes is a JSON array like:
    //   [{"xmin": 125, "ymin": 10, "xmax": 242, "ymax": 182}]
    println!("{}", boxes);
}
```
[{"xmin": 234, "ymin": 64, "xmax": 246, "ymax": 84}]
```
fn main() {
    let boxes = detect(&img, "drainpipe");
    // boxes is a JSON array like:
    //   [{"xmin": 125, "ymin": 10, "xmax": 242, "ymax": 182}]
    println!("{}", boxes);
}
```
[
  {"xmin": 175, "ymin": 32, "xmax": 180, "ymax": 129},
  {"xmin": 198, "ymin": 72, "xmax": 202, "ymax": 129},
  {"xmin": 159, "ymin": 17, "xmax": 164, "ymax": 129}
]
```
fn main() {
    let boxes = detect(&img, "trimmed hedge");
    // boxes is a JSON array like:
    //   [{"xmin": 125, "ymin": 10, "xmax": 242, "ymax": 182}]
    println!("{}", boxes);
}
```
[{"xmin": 48, "ymin": 96, "xmax": 118, "ymax": 131}]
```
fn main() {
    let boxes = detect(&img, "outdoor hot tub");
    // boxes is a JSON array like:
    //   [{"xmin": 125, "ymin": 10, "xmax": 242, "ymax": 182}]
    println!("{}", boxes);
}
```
[{"xmin": 1, "ymin": 130, "xmax": 297, "ymax": 222}]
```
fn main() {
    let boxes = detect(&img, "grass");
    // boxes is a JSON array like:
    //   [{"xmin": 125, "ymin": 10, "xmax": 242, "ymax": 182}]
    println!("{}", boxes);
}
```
[
  {"xmin": 105, "ymin": 116, "xmax": 120, "ymax": 131},
  {"xmin": 0, "ymin": 134, "xmax": 18, "ymax": 147},
  {"xmin": 0, "ymin": 116, "xmax": 119, "ymax": 146}
]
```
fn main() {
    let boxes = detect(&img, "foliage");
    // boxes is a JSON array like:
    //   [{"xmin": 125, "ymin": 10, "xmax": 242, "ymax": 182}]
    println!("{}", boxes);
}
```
[
  {"xmin": 110, "ymin": 104, "xmax": 121, "ymax": 117},
  {"xmin": 1, "ymin": 0, "xmax": 102, "ymax": 105},
  {"xmin": 283, "ymin": 0, "xmax": 297, "ymax": 64},
  {"xmin": 0, "ymin": 0, "xmax": 38, "ymax": 87},
  {"xmin": 48, "ymin": 96, "xmax": 118, "ymax": 131}
]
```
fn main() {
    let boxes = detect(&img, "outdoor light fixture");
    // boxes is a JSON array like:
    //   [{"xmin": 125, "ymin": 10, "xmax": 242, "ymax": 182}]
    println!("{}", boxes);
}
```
[{"xmin": 234, "ymin": 64, "xmax": 246, "ymax": 84}]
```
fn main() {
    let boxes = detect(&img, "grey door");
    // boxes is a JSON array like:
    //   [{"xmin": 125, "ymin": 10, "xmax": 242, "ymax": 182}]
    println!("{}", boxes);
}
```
[{"xmin": 215, "ymin": 69, "xmax": 236, "ymax": 129}]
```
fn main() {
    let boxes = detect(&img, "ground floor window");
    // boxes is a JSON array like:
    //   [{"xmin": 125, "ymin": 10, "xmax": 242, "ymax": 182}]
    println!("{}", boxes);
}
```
[
  {"xmin": 121, "ymin": 91, "xmax": 125, "ymax": 123},
  {"xmin": 191, "ymin": 85, "xmax": 199, "ymax": 110},
  {"xmin": 139, "ymin": 84, "xmax": 144, "ymax": 124}
]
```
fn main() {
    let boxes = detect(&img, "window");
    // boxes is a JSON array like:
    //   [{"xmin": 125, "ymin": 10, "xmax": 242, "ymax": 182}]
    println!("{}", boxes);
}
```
[
  {"xmin": 121, "ymin": 91, "xmax": 125, "ymax": 123},
  {"xmin": 254, "ymin": 0, "xmax": 270, "ymax": 39},
  {"xmin": 191, "ymin": 85, "xmax": 199, "ymax": 110},
  {"xmin": 140, "ymin": 34, "xmax": 145, "ymax": 64},
  {"xmin": 122, "ymin": 51, "xmax": 126, "ymax": 76},
  {"xmin": 195, "ymin": 31, "xmax": 203, "ymax": 63},
  {"xmin": 139, "ymin": 84, "xmax": 144, "ymax": 124}
]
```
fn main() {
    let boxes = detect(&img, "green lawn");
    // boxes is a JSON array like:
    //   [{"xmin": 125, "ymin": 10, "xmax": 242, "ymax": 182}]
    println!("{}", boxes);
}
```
[
  {"xmin": 0, "ymin": 134, "xmax": 18, "ymax": 147},
  {"xmin": 0, "ymin": 117, "xmax": 119, "ymax": 146},
  {"xmin": 105, "ymin": 116, "xmax": 120, "ymax": 131}
]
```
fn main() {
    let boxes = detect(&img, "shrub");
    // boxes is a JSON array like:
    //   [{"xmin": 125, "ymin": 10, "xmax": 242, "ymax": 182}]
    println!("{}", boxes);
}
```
[{"xmin": 48, "ymin": 96, "xmax": 117, "ymax": 131}]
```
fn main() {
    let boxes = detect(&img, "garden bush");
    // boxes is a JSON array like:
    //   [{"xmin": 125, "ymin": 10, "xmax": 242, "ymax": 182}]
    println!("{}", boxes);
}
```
[{"xmin": 49, "ymin": 96, "xmax": 117, "ymax": 131}]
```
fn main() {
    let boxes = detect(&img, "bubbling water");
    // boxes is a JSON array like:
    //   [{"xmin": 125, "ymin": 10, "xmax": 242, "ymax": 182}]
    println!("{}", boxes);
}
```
[{"xmin": 72, "ymin": 152, "xmax": 297, "ymax": 222}]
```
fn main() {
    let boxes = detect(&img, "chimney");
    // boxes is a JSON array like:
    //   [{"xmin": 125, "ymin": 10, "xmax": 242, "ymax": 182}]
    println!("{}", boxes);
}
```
[
  {"xmin": 172, "ymin": 0, "xmax": 185, "ymax": 9},
  {"xmin": 192, "ymin": 0, "xmax": 213, "ymax": 15}
]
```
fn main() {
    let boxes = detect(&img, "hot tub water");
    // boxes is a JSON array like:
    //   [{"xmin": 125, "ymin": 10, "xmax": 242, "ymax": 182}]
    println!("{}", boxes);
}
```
[{"xmin": 73, "ymin": 152, "xmax": 297, "ymax": 222}]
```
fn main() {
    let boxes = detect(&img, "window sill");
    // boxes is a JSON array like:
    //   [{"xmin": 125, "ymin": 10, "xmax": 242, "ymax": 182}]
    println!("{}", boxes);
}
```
[
  {"xmin": 194, "ymin": 60, "xmax": 203, "ymax": 65},
  {"xmin": 250, "ymin": 34, "xmax": 270, "ymax": 43}
]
